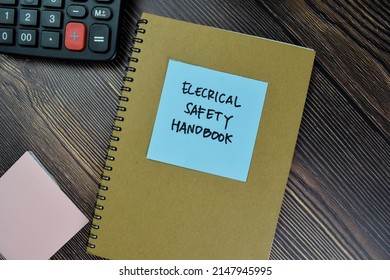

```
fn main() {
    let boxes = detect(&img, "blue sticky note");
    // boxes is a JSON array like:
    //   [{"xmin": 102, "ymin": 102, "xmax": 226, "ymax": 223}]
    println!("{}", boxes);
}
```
[{"xmin": 147, "ymin": 60, "xmax": 268, "ymax": 182}]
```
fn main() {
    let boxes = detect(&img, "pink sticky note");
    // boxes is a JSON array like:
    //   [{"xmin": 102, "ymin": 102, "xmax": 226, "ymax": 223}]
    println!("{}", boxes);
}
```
[{"xmin": 0, "ymin": 152, "xmax": 89, "ymax": 260}]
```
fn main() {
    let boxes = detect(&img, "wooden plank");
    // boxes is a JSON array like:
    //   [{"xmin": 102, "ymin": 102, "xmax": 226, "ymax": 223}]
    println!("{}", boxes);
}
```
[{"xmin": 260, "ymin": 0, "xmax": 389, "ymax": 138}]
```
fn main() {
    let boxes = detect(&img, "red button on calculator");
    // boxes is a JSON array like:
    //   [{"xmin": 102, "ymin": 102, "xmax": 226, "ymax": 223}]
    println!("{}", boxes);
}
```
[{"xmin": 65, "ymin": 22, "xmax": 86, "ymax": 51}]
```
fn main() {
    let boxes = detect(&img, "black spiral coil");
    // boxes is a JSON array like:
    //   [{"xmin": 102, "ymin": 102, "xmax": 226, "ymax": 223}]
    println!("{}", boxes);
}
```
[{"xmin": 87, "ymin": 18, "xmax": 148, "ymax": 249}]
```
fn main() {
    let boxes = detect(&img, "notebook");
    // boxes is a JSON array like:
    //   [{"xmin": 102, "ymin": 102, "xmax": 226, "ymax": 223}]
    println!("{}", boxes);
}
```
[
  {"xmin": 0, "ymin": 152, "xmax": 88, "ymax": 260},
  {"xmin": 87, "ymin": 13, "xmax": 315, "ymax": 259}
]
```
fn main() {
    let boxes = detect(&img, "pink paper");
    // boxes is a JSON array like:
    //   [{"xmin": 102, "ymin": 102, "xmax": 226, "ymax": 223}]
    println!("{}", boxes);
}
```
[{"xmin": 0, "ymin": 152, "xmax": 89, "ymax": 260}]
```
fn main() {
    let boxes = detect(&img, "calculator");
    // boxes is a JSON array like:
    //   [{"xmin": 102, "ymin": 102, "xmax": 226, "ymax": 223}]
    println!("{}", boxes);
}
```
[{"xmin": 0, "ymin": 0, "xmax": 123, "ymax": 61}]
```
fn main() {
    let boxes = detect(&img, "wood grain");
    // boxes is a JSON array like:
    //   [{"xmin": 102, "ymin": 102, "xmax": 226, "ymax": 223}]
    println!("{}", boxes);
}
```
[{"xmin": 0, "ymin": 0, "xmax": 388, "ymax": 260}]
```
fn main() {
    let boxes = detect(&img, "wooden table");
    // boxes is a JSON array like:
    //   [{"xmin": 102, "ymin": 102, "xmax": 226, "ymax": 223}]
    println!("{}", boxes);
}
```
[{"xmin": 0, "ymin": 0, "xmax": 389, "ymax": 260}]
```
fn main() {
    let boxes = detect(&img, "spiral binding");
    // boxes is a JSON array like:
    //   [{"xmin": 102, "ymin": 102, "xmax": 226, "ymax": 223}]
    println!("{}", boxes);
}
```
[{"xmin": 87, "ymin": 18, "xmax": 148, "ymax": 249}]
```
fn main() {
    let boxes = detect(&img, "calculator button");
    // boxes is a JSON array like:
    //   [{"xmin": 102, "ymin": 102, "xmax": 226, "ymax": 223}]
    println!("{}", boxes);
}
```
[
  {"xmin": 65, "ymin": 22, "xmax": 86, "ymax": 51},
  {"xmin": 92, "ymin": 7, "xmax": 112, "ymax": 20},
  {"xmin": 89, "ymin": 24, "xmax": 110, "ymax": 53},
  {"xmin": 0, "ymin": 0, "xmax": 17, "ymax": 5},
  {"xmin": 21, "ymin": 0, "xmax": 40, "ymax": 6},
  {"xmin": 18, "ymin": 29, "xmax": 37, "ymax": 46},
  {"xmin": 67, "ymin": 5, "xmax": 87, "ymax": 18},
  {"xmin": 43, "ymin": 0, "xmax": 63, "ymax": 8},
  {"xmin": 41, "ymin": 31, "xmax": 60, "ymax": 48},
  {"xmin": 0, "ymin": 8, "xmax": 15, "ymax": 25},
  {"xmin": 0, "ymin": 28, "xmax": 13, "ymax": 45},
  {"xmin": 42, "ymin": 10, "xmax": 62, "ymax": 28},
  {"xmin": 20, "ymin": 9, "xmax": 39, "ymax": 26}
]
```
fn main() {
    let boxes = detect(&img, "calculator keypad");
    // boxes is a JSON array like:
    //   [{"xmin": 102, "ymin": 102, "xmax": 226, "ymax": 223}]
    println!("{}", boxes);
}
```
[{"xmin": 0, "ymin": 0, "xmax": 122, "ymax": 61}]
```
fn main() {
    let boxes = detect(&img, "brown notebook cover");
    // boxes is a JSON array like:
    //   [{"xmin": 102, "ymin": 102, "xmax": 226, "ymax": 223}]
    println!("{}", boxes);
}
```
[{"xmin": 87, "ymin": 13, "xmax": 315, "ymax": 259}]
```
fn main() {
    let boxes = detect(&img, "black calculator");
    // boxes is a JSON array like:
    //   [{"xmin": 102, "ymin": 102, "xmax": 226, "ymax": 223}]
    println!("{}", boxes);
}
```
[{"xmin": 0, "ymin": 0, "xmax": 123, "ymax": 61}]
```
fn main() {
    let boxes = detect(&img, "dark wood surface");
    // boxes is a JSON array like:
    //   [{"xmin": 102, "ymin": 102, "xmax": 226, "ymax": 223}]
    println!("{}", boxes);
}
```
[{"xmin": 0, "ymin": 0, "xmax": 389, "ymax": 260}]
